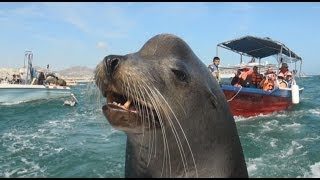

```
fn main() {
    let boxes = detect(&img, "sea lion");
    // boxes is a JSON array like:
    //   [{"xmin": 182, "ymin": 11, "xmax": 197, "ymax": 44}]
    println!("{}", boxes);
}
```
[{"xmin": 95, "ymin": 34, "xmax": 248, "ymax": 178}]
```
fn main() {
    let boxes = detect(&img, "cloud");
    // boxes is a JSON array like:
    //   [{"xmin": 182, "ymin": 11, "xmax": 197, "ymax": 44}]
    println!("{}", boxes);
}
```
[
  {"xmin": 40, "ymin": 2, "xmax": 135, "ymax": 39},
  {"xmin": 96, "ymin": 41, "xmax": 108, "ymax": 50},
  {"xmin": 2, "ymin": 3, "xmax": 210, "ymax": 40}
]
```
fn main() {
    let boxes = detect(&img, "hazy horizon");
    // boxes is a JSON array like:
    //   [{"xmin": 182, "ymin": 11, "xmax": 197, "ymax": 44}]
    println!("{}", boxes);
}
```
[{"xmin": 1, "ymin": 2, "xmax": 319, "ymax": 75}]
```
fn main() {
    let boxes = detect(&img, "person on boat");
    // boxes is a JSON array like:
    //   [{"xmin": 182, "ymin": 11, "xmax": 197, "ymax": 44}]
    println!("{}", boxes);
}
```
[
  {"xmin": 37, "ymin": 71, "xmax": 46, "ymax": 85},
  {"xmin": 277, "ymin": 73, "xmax": 288, "ymax": 88},
  {"xmin": 260, "ymin": 68, "xmax": 276, "ymax": 91},
  {"xmin": 12, "ymin": 74, "xmax": 17, "ymax": 84},
  {"xmin": 279, "ymin": 63, "xmax": 290, "ymax": 79},
  {"xmin": 16, "ymin": 74, "xmax": 21, "ymax": 84},
  {"xmin": 231, "ymin": 69, "xmax": 242, "ymax": 87},
  {"xmin": 238, "ymin": 65, "xmax": 253, "ymax": 87},
  {"xmin": 286, "ymin": 72, "xmax": 293, "ymax": 87},
  {"xmin": 231, "ymin": 66, "xmax": 252, "ymax": 87},
  {"xmin": 250, "ymin": 66, "xmax": 263, "ymax": 88},
  {"xmin": 208, "ymin": 56, "xmax": 221, "ymax": 83},
  {"xmin": 20, "ymin": 72, "xmax": 26, "ymax": 84}
]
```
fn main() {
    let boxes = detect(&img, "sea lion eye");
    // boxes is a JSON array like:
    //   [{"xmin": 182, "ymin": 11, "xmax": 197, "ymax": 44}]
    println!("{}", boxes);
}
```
[{"xmin": 171, "ymin": 69, "xmax": 187, "ymax": 82}]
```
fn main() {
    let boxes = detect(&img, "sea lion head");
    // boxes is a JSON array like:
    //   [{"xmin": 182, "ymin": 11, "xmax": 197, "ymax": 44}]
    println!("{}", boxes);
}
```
[{"xmin": 95, "ymin": 33, "xmax": 248, "ymax": 177}]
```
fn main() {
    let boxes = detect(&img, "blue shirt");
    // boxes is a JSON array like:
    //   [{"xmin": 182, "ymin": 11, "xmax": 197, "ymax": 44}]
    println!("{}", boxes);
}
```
[{"xmin": 209, "ymin": 64, "xmax": 220, "ymax": 81}]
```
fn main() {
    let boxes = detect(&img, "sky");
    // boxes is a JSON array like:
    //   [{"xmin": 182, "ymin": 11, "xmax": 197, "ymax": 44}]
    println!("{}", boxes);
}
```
[{"xmin": 0, "ymin": 2, "xmax": 319, "ymax": 75}]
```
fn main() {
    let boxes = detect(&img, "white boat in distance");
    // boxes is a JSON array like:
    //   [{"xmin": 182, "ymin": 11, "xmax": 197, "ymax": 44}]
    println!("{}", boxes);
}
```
[
  {"xmin": 0, "ymin": 51, "xmax": 72, "ymax": 104},
  {"xmin": 0, "ymin": 84, "xmax": 71, "ymax": 104}
]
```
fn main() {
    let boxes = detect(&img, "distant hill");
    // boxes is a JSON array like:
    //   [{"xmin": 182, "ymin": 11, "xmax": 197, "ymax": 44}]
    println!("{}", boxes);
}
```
[{"xmin": 57, "ymin": 66, "xmax": 95, "ymax": 79}]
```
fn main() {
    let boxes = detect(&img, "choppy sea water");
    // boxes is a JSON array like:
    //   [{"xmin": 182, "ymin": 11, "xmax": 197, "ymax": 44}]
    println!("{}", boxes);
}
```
[{"xmin": 0, "ymin": 76, "xmax": 320, "ymax": 178}]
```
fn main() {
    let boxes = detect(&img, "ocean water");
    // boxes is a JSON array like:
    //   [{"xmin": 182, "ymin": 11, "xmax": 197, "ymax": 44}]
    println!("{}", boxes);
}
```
[{"xmin": 0, "ymin": 76, "xmax": 320, "ymax": 178}]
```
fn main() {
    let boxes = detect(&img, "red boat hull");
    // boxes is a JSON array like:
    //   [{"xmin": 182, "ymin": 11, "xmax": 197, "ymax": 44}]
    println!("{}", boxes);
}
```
[{"xmin": 223, "ymin": 89, "xmax": 293, "ymax": 117}]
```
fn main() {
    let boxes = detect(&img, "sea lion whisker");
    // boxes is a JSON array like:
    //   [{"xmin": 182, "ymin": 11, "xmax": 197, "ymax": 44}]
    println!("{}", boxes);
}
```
[
  {"xmin": 123, "ymin": 77, "xmax": 158, "ymax": 163},
  {"xmin": 154, "ymin": 88, "xmax": 198, "ymax": 177},
  {"xmin": 144, "ymin": 85, "xmax": 173, "ymax": 177},
  {"xmin": 144, "ymin": 84, "xmax": 172, "ymax": 177},
  {"xmin": 151, "ymin": 87, "xmax": 190, "ymax": 177},
  {"xmin": 161, "ymin": 108, "xmax": 189, "ymax": 176},
  {"xmin": 136, "ymin": 83, "xmax": 155, "ymax": 167},
  {"xmin": 128, "ymin": 78, "xmax": 149, "ymax": 158},
  {"xmin": 131, "ymin": 81, "xmax": 149, "ymax": 157},
  {"xmin": 139, "ymin": 82, "xmax": 158, "ymax": 160}
]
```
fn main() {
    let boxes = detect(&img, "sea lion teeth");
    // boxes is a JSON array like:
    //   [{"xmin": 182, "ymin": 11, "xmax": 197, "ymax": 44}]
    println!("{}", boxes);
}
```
[{"xmin": 123, "ymin": 100, "xmax": 132, "ymax": 110}]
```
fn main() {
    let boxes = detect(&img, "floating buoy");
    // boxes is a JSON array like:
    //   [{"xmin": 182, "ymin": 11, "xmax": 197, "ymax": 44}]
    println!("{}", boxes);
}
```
[{"xmin": 291, "ymin": 80, "xmax": 299, "ymax": 104}]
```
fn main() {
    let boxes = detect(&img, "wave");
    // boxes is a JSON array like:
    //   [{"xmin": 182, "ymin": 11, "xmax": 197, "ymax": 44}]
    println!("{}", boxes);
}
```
[
  {"xmin": 246, "ymin": 157, "xmax": 263, "ymax": 176},
  {"xmin": 282, "ymin": 122, "xmax": 302, "ymax": 128},
  {"xmin": 0, "ymin": 101, "xmax": 28, "ymax": 106},
  {"xmin": 308, "ymin": 109, "xmax": 320, "ymax": 116},
  {"xmin": 302, "ymin": 162, "xmax": 320, "ymax": 178}
]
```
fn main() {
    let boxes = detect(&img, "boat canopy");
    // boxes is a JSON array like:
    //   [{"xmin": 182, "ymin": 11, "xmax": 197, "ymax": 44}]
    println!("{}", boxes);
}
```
[{"xmin": 217, "ymin": 35, "xmax": 302, "ymax": 63}]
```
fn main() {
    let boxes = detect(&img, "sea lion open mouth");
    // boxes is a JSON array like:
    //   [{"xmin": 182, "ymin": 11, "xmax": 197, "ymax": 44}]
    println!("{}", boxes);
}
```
[
  {"xmin": 104, "ymin": 91, "xmax": 137, "ymax": 112},
  {"xmin": 102, "ymin": 89, "xmax": 161, "ymax": 133}
]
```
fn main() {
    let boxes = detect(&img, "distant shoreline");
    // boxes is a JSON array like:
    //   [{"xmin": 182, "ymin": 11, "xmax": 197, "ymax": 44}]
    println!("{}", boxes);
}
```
[{"xmin": 0, "ymin": 67, "xmax": 94, "ymax": 82}]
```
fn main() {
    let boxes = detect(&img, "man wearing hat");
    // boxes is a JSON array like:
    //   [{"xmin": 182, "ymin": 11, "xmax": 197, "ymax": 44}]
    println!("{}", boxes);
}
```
[
  {"xmin": 279, "ymin": 63, "xmax": 290, "ymax": 79},
  {"xmin": 277, "ymin": 73, "xmax": 288, "ymax": 88},
  {"xmin": 286, "ymin": 71, "xmax": 293, "ymax": 87}
]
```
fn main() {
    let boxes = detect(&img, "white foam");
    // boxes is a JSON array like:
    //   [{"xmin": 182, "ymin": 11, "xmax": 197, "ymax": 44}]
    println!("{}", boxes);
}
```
[
  {"xmin": 247, "ymin": 132, "xmax": 261, "ymax": 142},
  {"xmin": 308, "ymin": 109, "xmax": 320, "ymax": 116},
  {"xmin": 54, "ymin": 147, "xmax": 64, "ymax": 153},
  {"xmin": 234, "ymin": 113, "xmax": 271, "ymax": 122},
  {"xmin": 0, "ymin": 100, "xmax": 27, "ymax": 106},
  {"xmin": 302, "ymin": 136, "xmax": 320, "ymax": 142},
  {"xmin": 279, "ymin": 141, "xmax": 303, "ymax": 158},
  {"xmin": 3, "ymin": 158, "xmax": 43, "ymax": 177},
  {"xmin": 261, "ymin": 120, "xmax": 280, "ymax": 132},
  {"xmin": 274, "ymin": 112, "xmax": 288, "ymax": 118},
  {"xmin": 246, "ymin": 157, "xmax": 263, "ymax": 175},
  {"xmin": 309, "ymin": 162, "xmax": 320, "ymax": 177},
  {"xmin": 283, "ymin": 122, "xmax": 301, "ymax": 128},
  {"xmin": 270, "ymin": 138, "xmax": 278, "ymax": 147},
  {"xmin": 247, "ymin": 163, "xmax": 257, "ymax": 174},
  {"xmin": 303, "ymin": 162, "xmax": 320, "ymax": 178}
]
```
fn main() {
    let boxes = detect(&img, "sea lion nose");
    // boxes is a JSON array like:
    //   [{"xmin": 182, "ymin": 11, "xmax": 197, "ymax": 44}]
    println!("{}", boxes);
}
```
[{"xmin": 103, "ymin": 55, "xmax": 121, "ymax": 77}]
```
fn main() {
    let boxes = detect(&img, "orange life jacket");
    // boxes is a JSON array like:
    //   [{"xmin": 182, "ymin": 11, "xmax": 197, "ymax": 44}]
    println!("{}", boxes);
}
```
[
  {"xmin": 251, "ymin": 72, "xmax": 263, "ymax": 87},
  {"xmin": 262, "ymin": 79, "xmax": 274, "ymax": 91}
]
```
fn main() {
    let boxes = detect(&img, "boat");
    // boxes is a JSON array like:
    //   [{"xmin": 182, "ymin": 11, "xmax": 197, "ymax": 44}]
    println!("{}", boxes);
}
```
[
  {"xmin": 64, "ymin": 78, "xmax": 78, "ymax": 86},
  {"xmin": 0, "ymin": 84, "xmax": 71, "ymax": 104},
  {"xmin": 0, "ymin": 51, "xmax": 72, "ymax": 104},
  {"xmin": 216, "ymin": 35, "xmax": 304, "ymax": 117}
]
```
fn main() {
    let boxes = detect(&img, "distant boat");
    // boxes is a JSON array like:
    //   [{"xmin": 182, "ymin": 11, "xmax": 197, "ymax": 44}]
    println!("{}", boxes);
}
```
[
  {"xmin": 216, "ymin": 35, "xmax": 304, "ymax": 117},
  {"xmin": 0, "ymin": 51, "xmax": 72, "ymax": 104}
]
